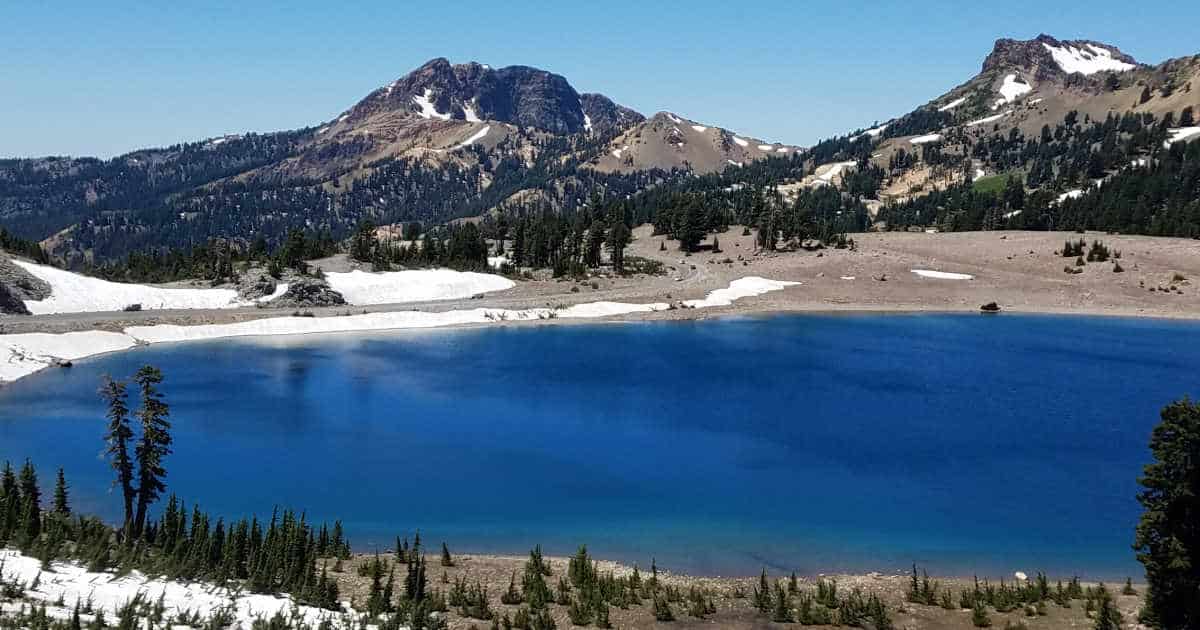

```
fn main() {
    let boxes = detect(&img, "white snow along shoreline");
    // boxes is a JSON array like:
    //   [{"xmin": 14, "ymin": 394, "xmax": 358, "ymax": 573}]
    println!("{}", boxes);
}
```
[
  {"xmin": 0, "ymin": 277, "xmax": 800, "ymax": 385},
  {"xmin": 0, "ymin": 548, "xmax": 357, "ymax": 628}
]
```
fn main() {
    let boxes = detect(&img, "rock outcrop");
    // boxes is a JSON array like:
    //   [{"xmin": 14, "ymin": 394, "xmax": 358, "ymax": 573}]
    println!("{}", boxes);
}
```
[{"xmin": 271, "ymin": 278, "xmax": 346, "ymax": 308}]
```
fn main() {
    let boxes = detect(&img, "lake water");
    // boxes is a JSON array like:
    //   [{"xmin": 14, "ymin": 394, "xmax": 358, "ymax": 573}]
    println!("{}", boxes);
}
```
[{"xmin": 2, "ymin": 313, "xmax": 1198, "ymax": 579}]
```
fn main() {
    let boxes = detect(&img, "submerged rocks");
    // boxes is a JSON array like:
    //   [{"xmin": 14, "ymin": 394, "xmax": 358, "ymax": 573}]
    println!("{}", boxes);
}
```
[
  {"xmin": 0, "ymin": 254, "xmax": 52, "ymax": 315},
  {"xmin": 272, "ymin": 278, "xmax": 345, "ymax": 308}
]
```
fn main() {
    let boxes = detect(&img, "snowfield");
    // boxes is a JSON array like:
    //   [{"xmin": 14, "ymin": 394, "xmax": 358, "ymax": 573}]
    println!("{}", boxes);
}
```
[
  {"xmin": 0, "ymin": 549, "xmax": 356, "ymax": 628},
  {"xmin": 911, "ymin": 269, "xmax": 974, "ymax": 280},
  {"xmin": 682, "ymin": 277, "xmax": 800, "ymax": 308},
  {"xmin": 1043, "ymin": 42, "xmax": 1134, "ymax": 75},
  {"xmin": 0, "ymin": 277, "xmax": 800, "ymax": 385},
  {"xmin": 13, "ymin": 260, "xmax": 244, "ymax": 314},
  {"xmin": 993, "ymin": 74, "xmax": 1032, "ymax": 110},
  {"xmin": 412, "ymin": 88, "xmax": 451, "ymax": 120},
  {"xmin": 324, "ymin": 268, "xmax": 514, "ymax": 305},
  {"xmin": 910, "ymin": 133, "xmax": 942, "ymax": 145}
]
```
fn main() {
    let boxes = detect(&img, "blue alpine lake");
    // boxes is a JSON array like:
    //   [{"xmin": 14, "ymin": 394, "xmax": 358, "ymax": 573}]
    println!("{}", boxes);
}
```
[{"xmin": 2, "ymin": 313, "xmax": 1198, "ymax": 579}]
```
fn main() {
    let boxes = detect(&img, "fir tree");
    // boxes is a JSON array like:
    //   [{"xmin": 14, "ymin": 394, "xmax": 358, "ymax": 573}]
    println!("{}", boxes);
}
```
[
  {"xmin": 1134, "ymin": 397, "xmax": 1200, "ymax": 629},
  {"xmin": 132, "ymin": 366, "xmax": 172, "ymax": 538},
  {"xmin": 52, "ymin": 468, "xmax": 69, "ymax": 516},
  {"xmin": 100, "ymin": 376, "xmax": 136, "ymax": 534},
  {"xmin": 441, "ymin": 542, "xmax": 454, "ymax": 567}
]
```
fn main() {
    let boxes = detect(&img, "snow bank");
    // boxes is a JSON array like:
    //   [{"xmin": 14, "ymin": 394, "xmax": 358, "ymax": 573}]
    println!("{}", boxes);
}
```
[
  {"xmin": 463, "ymin": 104, "xmax": 482, "ymax": 123},
  {"xmin": 324, "ymin": 268, "xmax": 514, "ymax": 305},
  {"xmin": 992, "ymin": 74, "xmax": 1032, "ymax": 110},
  {"xmin": 967, "ymin": 111, "xmax": 1010, "ymax": 127},
  {"xmin": 863, "ymin": 124, "xmax": 887, "ymax": 138},
  {"xmin": 1164, "ymin": 127, "xmax": 1200, "ymax": 147},
  {"xmin": 815, "ymin": 161, "xmax": 856, "ymax": 184},
  {"xmin": 683, "ymin": 277, "xmax": 799, "ymax": 308},
  {"xmin": 938, "ymin": 97, "xmax": 967, "ymax": 112},
  {"xmin": 0, "ymin": 549, "xmax": 353, "ymax": 628},
  {"xmin": 1043, "ymin": 43, "xmax": 1134, "ymax": 75},
  {"xmin": 412, "ymin": 88, "xmax": 450, "ymax": 120},
  {"xmin": 911, "ymin": 269, "xmax": 974, "ymax": 280},
  {"xmin": 487, "ymin": 256, "xmax": 509, "ymax": 269},
  {"xmin": 257, "ymin": 283, "xmax": 290, "ymax": 303},
  {"xmin": 0, "ymin": 277, "xmax": 800, "ymax": 384},
  {"xmin": 12, "ymin": 260, "xmax": 244, "ymax": 314},
  {"xmin": 910, "ymin": 133, "xmax": 942, "ymax": 145},
  {"xmin": 455, "ymin": 125, "xmax": 490, "ymax": 149},
  {"xmin": 0, "ymin": 332, "xmax": 138, "ymax": 382}
]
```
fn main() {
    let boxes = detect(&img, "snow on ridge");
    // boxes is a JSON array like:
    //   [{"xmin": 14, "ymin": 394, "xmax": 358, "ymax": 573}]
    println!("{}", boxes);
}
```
[
  {"xmin": 454, "ymin": 125, "xmax": 491, "ymax": 149},
  {"xmin": 413, "ymin": 88, "xmax": 451, "ymax": 120},
  {"xmin": 1164, "ymin": 127, "xmax": 1200, "ymax": 147},
  {"xmin": 1043, "ymin": 42, "xmax": 1134, "ymax": 75},
  {"xmin": 667, "ymin": 113, "xmax": 683, "ymax": 124},
  {"xmin": 691, "ymin": 124, "xmax": 708, "ymax": 132},
  {"xmin": 938, "ymin": 97, "xmax": 967, "ymax": 112},
  {"xmin": 732, "ymin": 136, "xmax": 749, "ymax": 147},
  {"xmin": 967, "ymin": 110, "xmax": 1011, "ymax": 127},
  {"xmin": 992, "ymin": 74, "xmax": 1032, "ymax": 110},
  {"xmin": 757, "ymin": 144, "xmax": 774, "ymax": 151},
  {"xmin": 864, "ymin": 124, "xmax": 887, "ymax": 138},
  {"xmin": 910, "ymin": 133, "xmax": 942, "ymax": 145}
]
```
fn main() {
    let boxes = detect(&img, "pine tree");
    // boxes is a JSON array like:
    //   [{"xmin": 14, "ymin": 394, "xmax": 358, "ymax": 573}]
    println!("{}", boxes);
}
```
[
  {"xmin": 606, "ymin": 222, "xmax": 631, "ymax": 272},
  {"xmin": 441, "ymin": 542, "xmax": 455, "ymax": 567},
  {"xmin": 52, "ymin": 468, "xmax": 69, "ymax": 516},
  {"xmin": 100, "ymin": 376, "xmax": 136, "ymax": 534},
  {"xmin": 1134, "ymin": 397, "xmax": 1200, "ymax": 629},
  {"xmin": 18, "ymin": 459, "xmax": 41, "ymax": 546},
  {"xmin": 132, "ymin": 366, "xmax": 172, "ymax": 538},
  {"xmin": 1093, "ymin": 585, "xmax": 1122, "ymax": 630}
]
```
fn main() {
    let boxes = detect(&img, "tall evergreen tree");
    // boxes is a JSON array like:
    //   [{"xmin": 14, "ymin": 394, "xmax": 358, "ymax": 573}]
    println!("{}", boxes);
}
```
[
  {"xmin": 52, "ymin": 468, "xmax": 69, "ymax": 516},
  {"xmin": 100, "ymin": 376, "xmax": 136, "ymax": 534},
  {"xmin": 1134, "ymin": 397, "xmax": 1200, "ymax": 629},
  {"xmin": 132, "ymin": 366, "xmax": 172, "ymax": 537}
]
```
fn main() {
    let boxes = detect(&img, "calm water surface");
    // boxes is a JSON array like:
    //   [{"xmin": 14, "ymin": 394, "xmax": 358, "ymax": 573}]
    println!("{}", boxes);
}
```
[{"xmin": 2, "ymin": 313, "xmax": 1198, "ymax": 578}]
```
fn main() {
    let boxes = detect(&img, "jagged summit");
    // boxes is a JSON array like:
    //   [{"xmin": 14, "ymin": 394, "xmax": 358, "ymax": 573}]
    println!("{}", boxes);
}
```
[{"xmin": 983, "ymin": 34, "xmax": 1139, "ymax": 79}]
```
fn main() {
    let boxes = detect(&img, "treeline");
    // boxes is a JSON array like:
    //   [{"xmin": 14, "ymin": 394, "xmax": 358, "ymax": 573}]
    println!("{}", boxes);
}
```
[
  {"xmin": 88, "ymin": 229, "xmax": 338, "ymax": 284},
  {"xmin": 349, "ymin": 221, "xmax": 491, "ymax": 273}
]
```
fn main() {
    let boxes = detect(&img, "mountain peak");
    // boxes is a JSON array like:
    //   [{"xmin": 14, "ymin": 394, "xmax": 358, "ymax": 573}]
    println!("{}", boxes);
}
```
[{"xmin": 983, "ymin": 34, "xmax": 1138, "ymax": 79}]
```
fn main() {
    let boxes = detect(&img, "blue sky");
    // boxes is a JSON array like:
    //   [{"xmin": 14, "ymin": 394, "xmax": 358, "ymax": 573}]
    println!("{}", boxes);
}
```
[{"xmin": 3, "ymin": 1, "xmax": 1198, "ymax": 158}]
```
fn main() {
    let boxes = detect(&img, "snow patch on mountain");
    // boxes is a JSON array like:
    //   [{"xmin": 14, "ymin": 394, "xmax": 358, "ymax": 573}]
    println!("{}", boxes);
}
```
[
  {"xmin": 413, "ymin": 88, "xmax": 451, "ymax": 120},
  {"xmin": 583, "ymin": 114, "xmax": 593, "ymax": 133},
  {"xmin": 967, "ymin": 111, "xmax": 1011, "ymax": 127},
  {"xmin": 1043, "ymin": 42, "xmax": 1135, "ymax": 75},
  {"xmin": 691, "ymin": 125, "xmax": 708, "ymax": 132},
  {"xmin": 1164, "ymin": 127, "xmax": 1200, "ymax": 147},
  {"xmin": 11, "ymin": 260, "xmax": 245, "ymax": 314},
  {"xmin": 455, "ymin": 125, "xmax": 490, "ymax": 149},
  {"xmin": 938, "ymin": 97, "xmax": 967, "ymax": 112},
  {"xmin": 463, "ymin": 104, "xmax": 482, "ymax": 123},
  {"xmin": 732, "ymin": 136, "xmax": 749, "ymax": 147},
  {"xmin": 992, "ymin": 74, "xmax": 1032, "ymax": 110},
  {"xmin": 324, "ymin": 268, "xmax": 513, "ymax": 306},
  {"xmin": 910, "ymin": 133, "xmax": 942, "ymax": 144}
]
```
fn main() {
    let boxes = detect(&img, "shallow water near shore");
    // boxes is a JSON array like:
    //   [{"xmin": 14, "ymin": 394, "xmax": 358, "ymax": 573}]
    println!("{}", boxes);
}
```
[{"xmin": 2, "ymin": 313, "xmax": 1199, "ymax": 579}]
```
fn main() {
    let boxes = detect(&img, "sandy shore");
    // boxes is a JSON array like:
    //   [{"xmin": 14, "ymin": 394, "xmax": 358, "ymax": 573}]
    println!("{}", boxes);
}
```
[
  {"xmin": 2, "ymin": 228, "xmax": 1197, "ymax": 340},
  {"xmin": 331, "ymin": 550, "xmax": 1146, "ymax": 630}
]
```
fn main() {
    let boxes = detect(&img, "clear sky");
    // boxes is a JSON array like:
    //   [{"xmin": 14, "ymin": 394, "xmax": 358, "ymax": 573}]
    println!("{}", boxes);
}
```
[{"xmin": 3, "ymin": 1, "xmax": 1198, "ymax": 158}]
